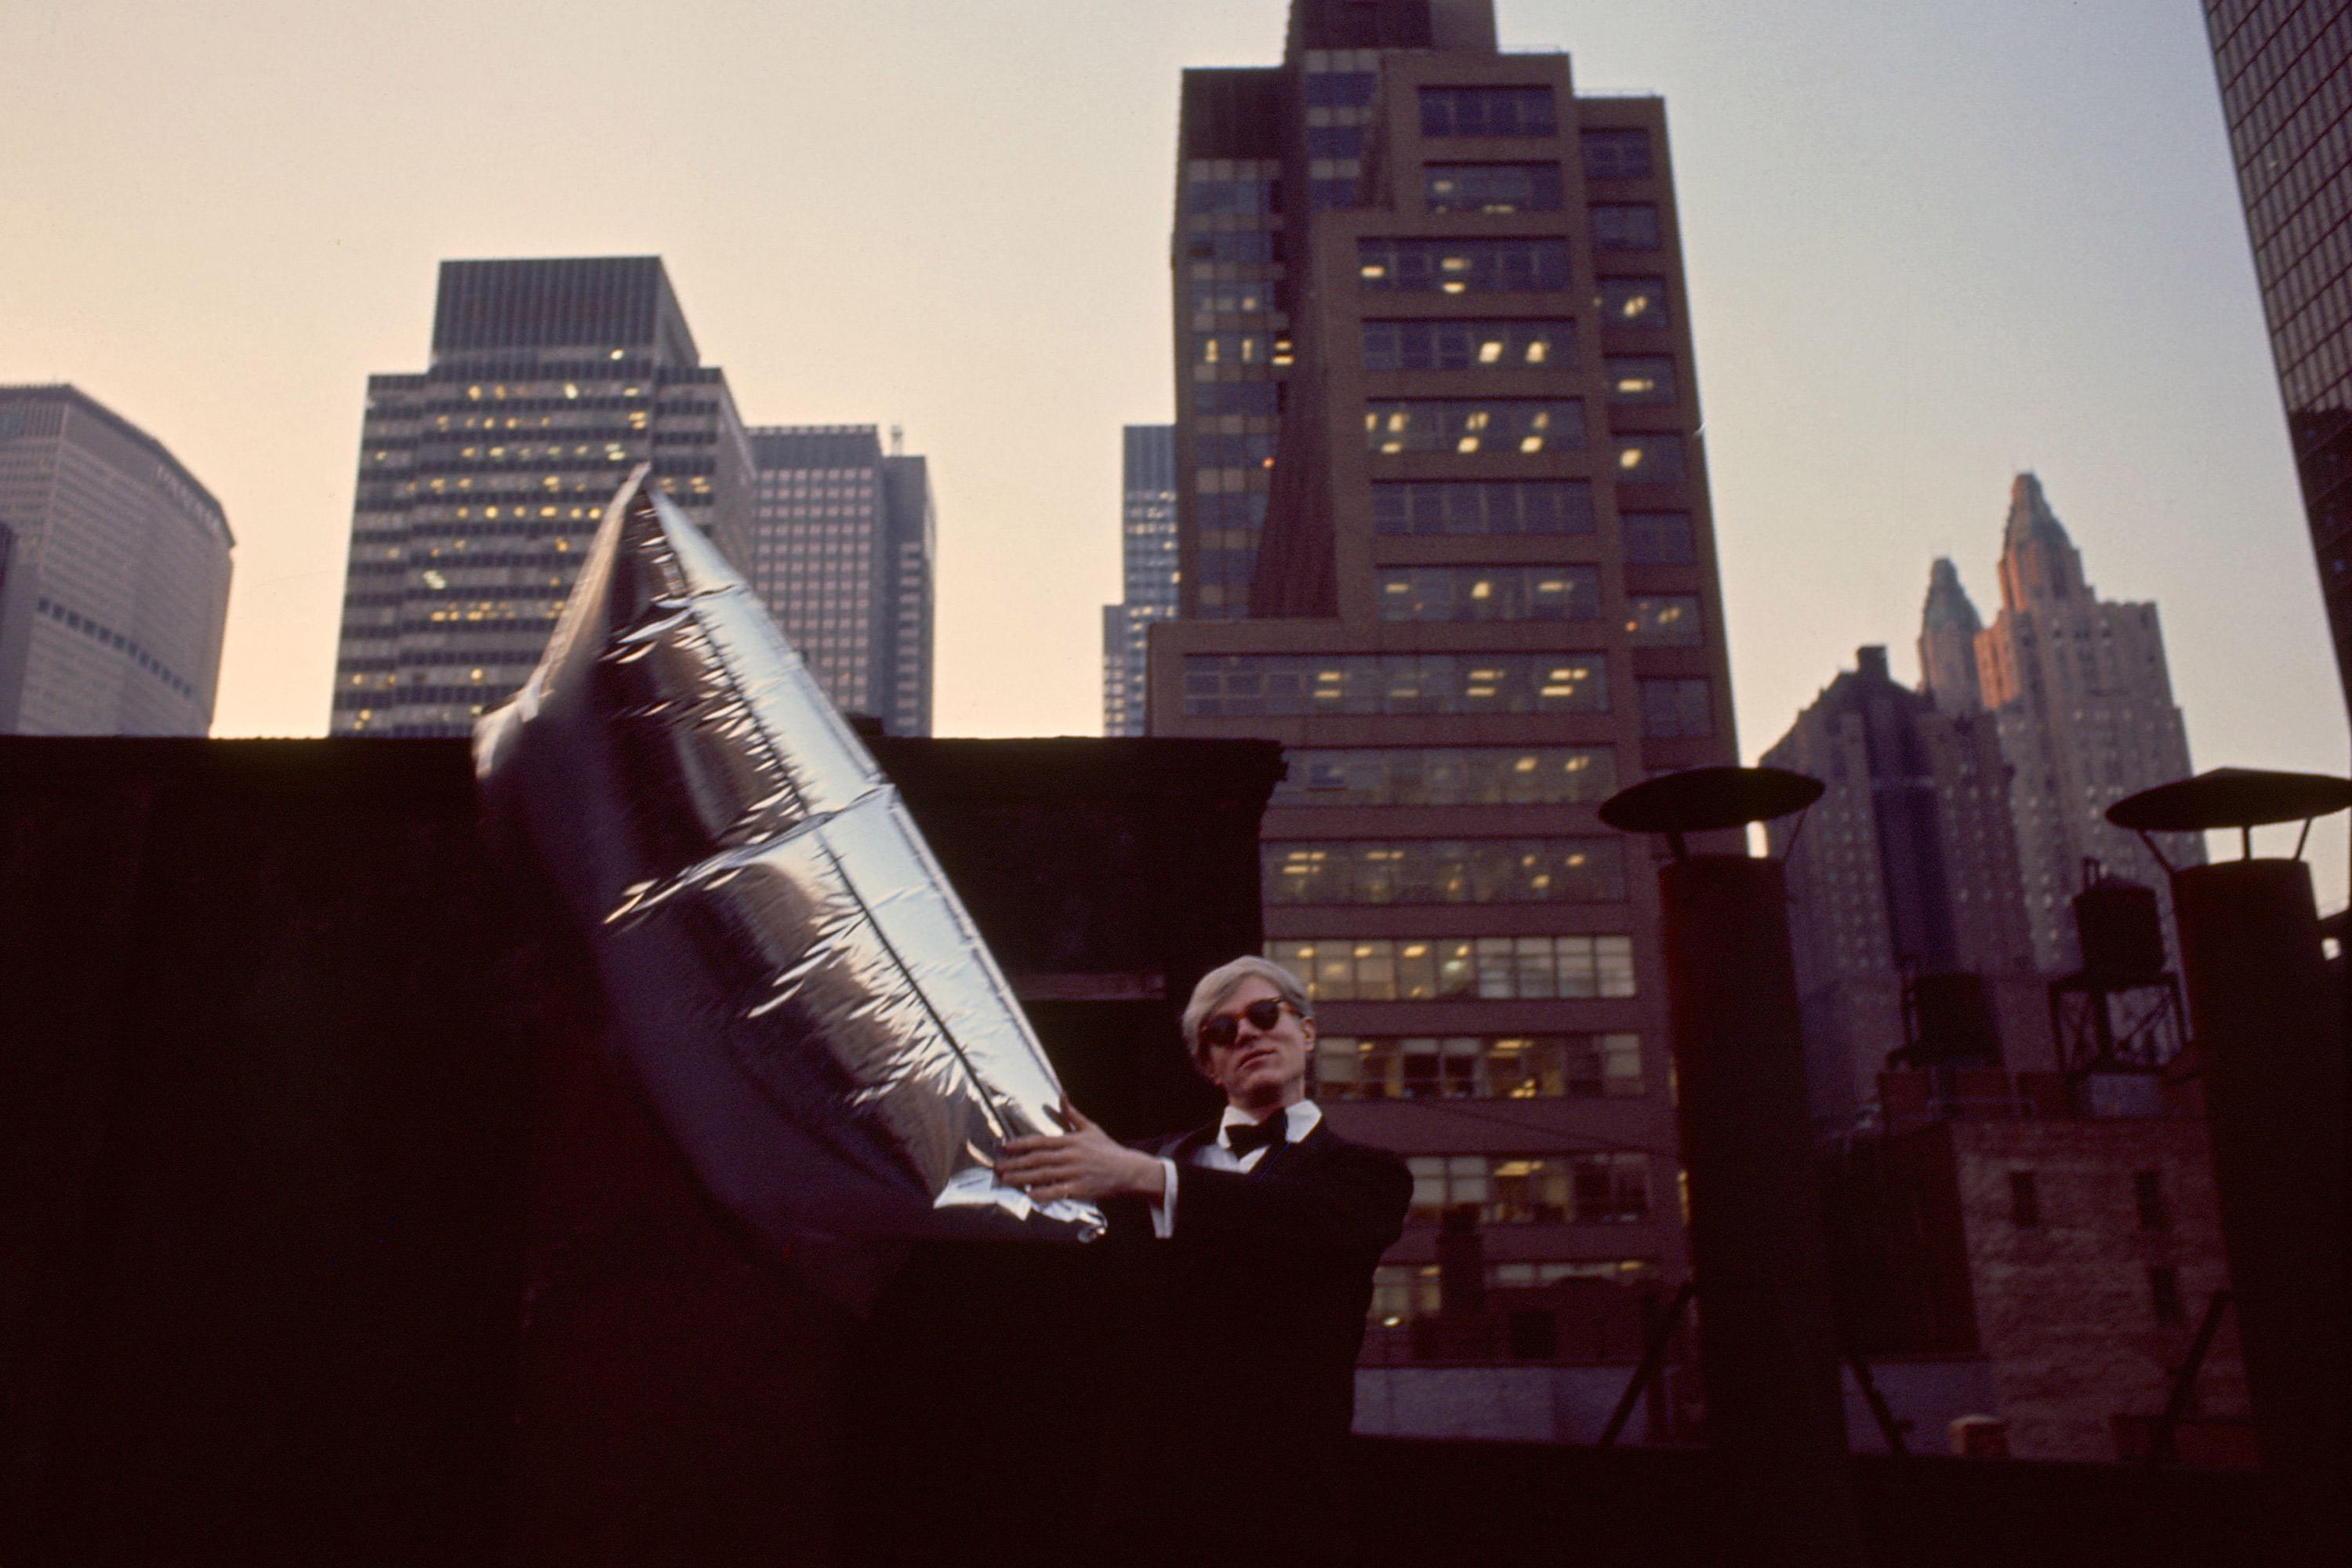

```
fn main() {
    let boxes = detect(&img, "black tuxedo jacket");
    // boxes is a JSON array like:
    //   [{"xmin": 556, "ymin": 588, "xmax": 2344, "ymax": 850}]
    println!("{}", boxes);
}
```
[{"xmin": 1095, "ymin": 1118, "xmax": 1410, "ymax": 1564}]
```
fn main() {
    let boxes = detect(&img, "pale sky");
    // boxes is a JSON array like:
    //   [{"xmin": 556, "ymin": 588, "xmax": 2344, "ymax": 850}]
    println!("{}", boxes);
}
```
[{"xmin": 4, "ymin": 0, "xmax": 2345, "ymax": 904}]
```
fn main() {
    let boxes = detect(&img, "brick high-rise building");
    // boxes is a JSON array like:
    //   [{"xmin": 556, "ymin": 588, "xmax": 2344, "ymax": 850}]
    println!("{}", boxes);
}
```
[
  {"xmin": 332, "ymin": 257, "xmax": 753, "ymax": 736},
  {"xmin": 1970, "ymin": 476, "xmax": 2204, "ymax": 972},
  {"xmin": 1151, "ymin": 0, "xmax": 1737, "ymax": 1322},
  {"xmin": 745, "ymin": 426, "xmax": 935, "ymax": 736},
  {"xmin": 1763, "ymin": 645, "xmax": 2047, "ymax": 1127},
  {"xmin": 0, "ymin": 385, "xmax": 232, "ymax": 736},
  {"xmin": 1102, "ymin": 424, "xmax": 1178, "ymax": 736},
  {"xmin": 2204, "ymin": 0, "xmax": 2352, "ymax": 720}
]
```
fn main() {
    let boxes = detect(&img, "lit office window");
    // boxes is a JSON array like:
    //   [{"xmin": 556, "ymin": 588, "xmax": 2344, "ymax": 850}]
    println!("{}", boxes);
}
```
[
  {"xmin": 1268, "ymin": 935, "xmax": 1636, "ymax": 1001},
  {"xmin": 1363, "ymin": 319, "xmax": 1573, "ymax": 372},
  {"xmin": 1365, "ymin": 398, "xmax": 1584, "ymax": 454},
  {"xmin": 1595, "ymin": 278, "xmax": 1669, "ymax": 327},
  {"xmin": 1260, "ymin": 839, "xmax": 1626, "ymax": 906},
  {"xmin": 1425, "ymin": 163, "xmax": 1564, "ymax": 213},
  {"xmin": 1270, "ymin": 746, "xmax": 1615, "ymax": 808},
  {"xmin": 1604, "ymin": 356, "xmax": 1677, "ymax": 404},
  {"xmin": 1184, "ymin": 652, "xmax": 1607, "ymax": 717},
  {"xmin": 1628, "ymin": 594, "xmax": 1702, "ymax": 645},
  {"xmin": 1359, "ymin": 238, "xmax": 1570, "ymax": 294},
  {"xmin": 1376, "ymin": 565, "xmax": 1601, "ymax": 622},
  {"xmin": 1407, "ymin": 1153, "xmax": 1649, "ymax": 1224},
  {"xmin": 1613, "ymin": 435, "xmax": 1686, "ymax": 483},
  {"xmin": 1315, "ymin": 1033, "xmax": 1643, "ymax": 1101}
]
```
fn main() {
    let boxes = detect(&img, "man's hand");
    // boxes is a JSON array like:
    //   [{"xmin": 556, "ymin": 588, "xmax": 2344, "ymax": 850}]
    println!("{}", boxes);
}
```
[{"xmin": 996, "ymin": 1098, "xmax": 1167, "ymax": 1206}]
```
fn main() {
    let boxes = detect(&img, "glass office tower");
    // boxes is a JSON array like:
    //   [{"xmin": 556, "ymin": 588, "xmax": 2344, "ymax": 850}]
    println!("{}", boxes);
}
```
[
  {"xmin": 331, "ymin": 256, "xmax": 752, "ymax": 735},
  {"xmin": 2205, "ymin": 0, "xmax": 2352, "ymax": 718}
]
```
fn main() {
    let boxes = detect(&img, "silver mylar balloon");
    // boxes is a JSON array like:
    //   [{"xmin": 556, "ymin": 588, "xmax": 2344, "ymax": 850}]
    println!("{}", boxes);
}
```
[{"xmin": 476, "ymin": 465, "xmax": 1103, "ymax": 1263}]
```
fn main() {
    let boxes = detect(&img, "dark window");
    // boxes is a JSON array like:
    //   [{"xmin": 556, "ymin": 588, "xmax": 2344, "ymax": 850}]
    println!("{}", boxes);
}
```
[
  {"xmin": 1308, "ymin": 71, "xmax": 1378, "ymax": 109},
  {"xmin": 1187, "ymin": 178, "xmax": 1281, "ymax": 216},
  {"xmin": 1605, "ymin": 355, "xmax": 1678, "ymax": 404},
  {"xmin": 1307, "ymin": 125, "xmax": 1363, "ymax": 158},
  {"xmin": 1639, "ymin": 677, "xmax": 1712, "ymax": 739},
  {"xmin": 2009, "ymin": 1171, "xmax": 2041, "ymax": 1228},
  {"xmin": 1420, "ymin": 85, "xmax": 1559, "ymax": 137},
  {"xmin": 2135, "ymin": 1170, "xmax": 2168, "ymax": 1231},
  {"xmin": 1621, "ymin": 510, "xmax": 1695, "ymax": 564},
  {"xmin": 1184, "ymin": 232, "xmax": 1278, "ymax": 264},
  {"xmin": 1359, "ymin": 238, "xmax": 1571, "ymax": 294},
  {"xmin": 1595, "ymin": 277, "xmax": 1670, "ymax": 327},
  {"xmin": 1362, "ymin": 319, "xmax": 1573, "ymax": 371},
  {"xmin": 1581, "ymin": 128, "xmax": 1653, "ymax": 180},
  {"xmin": 1425, "ymin": 163, "xmax": 1564, "ymax": 212},
  {"xmin": 1628, "ymin": 594, "xmax": 1703, "ymax": 645},
  {"xmin": 1185, "ymin": 652, "xmax": 1609, "ymax": 717},
  {"xmin": 1312, "ymin": 177, "xmax": 1361, "ymax": 211},
  {"xmin": 1591, "ymin": 205, "xmax": 1662, "ymax": 249},
  {"xmin": 1614, "ymin": 434, "xmax": 1686, "ymax": 484},
  {"xmin": 1192, "ymin": 432, "xmax": 1276, "ymax": 468},
  {"xmin": 1367, "ymin": 398, "xmax": 1584, "ymax": 454},
  {"xmin": 1371, "ymin": 479, "xmax": 1595, "ymax": 536},
  {"xmin": 2148, "ymin": 1266, "xmax": 2184, "ymax": 1326},
  {"xmin": 1377, "ymin": 565, "xmax": 1602, "ymax": 622},
  {"xmin": 1191, "ymin": 381, "xmax": 1281, "ymax": 416}
]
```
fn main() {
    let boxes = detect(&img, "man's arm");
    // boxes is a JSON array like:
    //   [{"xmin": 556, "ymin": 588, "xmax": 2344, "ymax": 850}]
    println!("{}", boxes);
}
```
[{"xmin": 1168, "ymin": 1144, "xmax": 1410, "ymax": 1255}]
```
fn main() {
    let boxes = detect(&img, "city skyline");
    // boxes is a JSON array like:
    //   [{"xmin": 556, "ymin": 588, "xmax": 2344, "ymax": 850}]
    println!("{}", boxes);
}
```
[{"xmin": 2, "ymin": 0, "xmax": 2343, "ymax": 904}]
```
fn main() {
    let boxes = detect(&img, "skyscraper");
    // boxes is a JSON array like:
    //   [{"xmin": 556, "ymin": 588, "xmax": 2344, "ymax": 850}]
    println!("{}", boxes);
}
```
[
  {"xmin": 744, "ymin": 426, "xmax": 935, "ymax": 736},
  {"xmin": 0, "ymin": 384, "xmax": 233, "ymax": 735},
  {"xmin": 1969, "ymin": 475, "xmax": 2204, "ymax": 971},
  {"xmin": 1152, "ymin": 0, "xmax": 1737, "ymax": 1316},
  {"xmin": 2203, "ymin": 0, "xmax": 2352, "ymax": 719},
  {"xmin": 1102, "ymin": 424, "xmax": 1178, "ymax": 736},
  {"xmin": 1763, "ymin": 645, "xmax": 2045, "ymax": 1125},
  {"xmin": 331, "ymin": 257, "xmax": 752, "ymax": 736}
]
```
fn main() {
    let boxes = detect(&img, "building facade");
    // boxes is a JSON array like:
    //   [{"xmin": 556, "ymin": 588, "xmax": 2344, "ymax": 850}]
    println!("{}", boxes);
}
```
[
  {"xmin": 1969, "ymin": 476, "xmax": 2203, "ymax": 972},
  {"xmin": 1151, "ymin": 0, "xmax": 1739, "ymax": 1323},
  {"xmin": 331, "ymin": 256, "xmax": 753, "ymax": 736},
  {"xmin": 1824, "ymin": 1077, "xmax": 2248, "ymax": 1464},
  {"xmin": 1102, "ymin": 424, "xmax": 1179, "ymax": 736},
  {"xmin": 1763, "ymin": 645, "xmax": 2047, "ymax": 1127},
  {"xmin": 0, "ymin": 385, "xmax": 233, "ymax": 736},
  {"xmin": 746, "ymin": 426, "xmax": 935, "ymax": 736},
  {"xmin": 2204, "ymin": 0, "xmax": 2352, "ymax": 719}
]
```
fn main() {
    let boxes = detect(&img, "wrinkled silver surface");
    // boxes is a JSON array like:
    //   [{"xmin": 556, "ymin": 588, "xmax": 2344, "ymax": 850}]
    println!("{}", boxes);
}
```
[{"xmin": 476, "ymin": 466, "xmax": 1102, "ymax": 1254}]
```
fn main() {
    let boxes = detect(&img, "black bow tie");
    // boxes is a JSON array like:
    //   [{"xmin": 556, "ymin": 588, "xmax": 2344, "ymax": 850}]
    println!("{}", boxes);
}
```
[{"xmin": 1225, "ymin": 1114, "xmax": 1288, "ymax": 1158}]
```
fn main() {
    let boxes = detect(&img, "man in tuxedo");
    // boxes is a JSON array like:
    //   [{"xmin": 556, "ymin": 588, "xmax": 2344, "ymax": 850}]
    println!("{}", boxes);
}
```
[{"xmin": 998, "ymin": 956, "xmax": 1411, "ymax": 1566}]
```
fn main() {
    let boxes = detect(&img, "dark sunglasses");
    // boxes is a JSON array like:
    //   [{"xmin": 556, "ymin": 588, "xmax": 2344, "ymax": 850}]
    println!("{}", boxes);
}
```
[{"xmin": 1199, "ymin": 997, "xmax": 1298, "ymax": 1051}]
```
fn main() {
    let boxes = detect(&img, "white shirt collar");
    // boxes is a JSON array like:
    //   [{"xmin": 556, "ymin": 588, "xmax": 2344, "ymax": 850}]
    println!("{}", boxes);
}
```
[{"xmin": 1218, "ymin": 1100, "xmax": 1321, "ymax": 1149}]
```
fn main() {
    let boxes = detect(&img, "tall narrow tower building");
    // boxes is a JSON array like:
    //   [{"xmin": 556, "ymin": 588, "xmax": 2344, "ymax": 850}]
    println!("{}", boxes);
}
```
[
  {"xmin": 1102, "ymin": 423, "xmax": 1179, "ymax": 736},
  {"xmin": 1972, "ymin": 475, "xmax": 2203, "ymax": 971},
  {"xmin": 744, "ymin": 426, "xmax": 935, "ymax": 736}
]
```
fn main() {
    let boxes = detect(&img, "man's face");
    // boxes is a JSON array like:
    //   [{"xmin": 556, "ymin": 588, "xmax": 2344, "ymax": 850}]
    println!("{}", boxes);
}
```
[{"xmin": 1198, "ymin": 975, "xmax": 1314, "ymax": 1112}]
